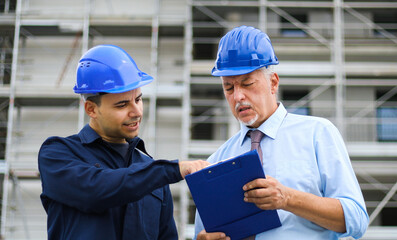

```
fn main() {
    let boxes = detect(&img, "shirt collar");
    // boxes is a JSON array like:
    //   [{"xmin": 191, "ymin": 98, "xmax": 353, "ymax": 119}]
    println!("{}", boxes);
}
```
[
  {"xmin": 78, "ymin": 124, "xmax": 102, "ymax": 144},
  {"xmin": 78, "ymin": 124, "xmax": 147, "ymax": 154},
  {"xmin": 238, "ymin": 102, "xmax": 288, "ymax": 146}
]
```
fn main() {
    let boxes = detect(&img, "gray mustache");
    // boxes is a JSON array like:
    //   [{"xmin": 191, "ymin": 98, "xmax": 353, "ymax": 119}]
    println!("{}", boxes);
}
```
[{"xmin": 235, "ymin": 102, "xmax": 252, "ymax": 112}]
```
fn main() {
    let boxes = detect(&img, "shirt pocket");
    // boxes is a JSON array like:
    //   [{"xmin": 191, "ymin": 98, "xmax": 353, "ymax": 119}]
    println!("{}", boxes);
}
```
[
  {"xmin": 277, "ymin": 155, "xmax": 321, "ymax": 195},
  {"xmin": 142, "ymin": 188, "xmax": 164, "ymax": 238}
]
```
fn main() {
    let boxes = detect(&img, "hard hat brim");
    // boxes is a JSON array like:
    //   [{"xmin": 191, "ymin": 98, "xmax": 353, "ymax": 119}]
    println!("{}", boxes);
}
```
[
  {"xmin": 211, "ymin": 66, "xmax": 263, "ymax": 77},
  {"xmin": 102, "ymin": 75, "xmax": 153, "ymax": 94}
]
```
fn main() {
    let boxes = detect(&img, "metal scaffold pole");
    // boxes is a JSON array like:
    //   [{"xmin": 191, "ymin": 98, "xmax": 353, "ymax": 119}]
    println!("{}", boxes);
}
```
[
  {"xmin": 259, "ymin": 0, "xmax": 268, "ymax": 32},
  {"xmin": 1, "ymin": 0, "xmax": 22, "ymax": 238},
  {"xmin": 78, "ymin": 0, "xmax": 91, "ymax": 131},
  {"xmin": 147, "ymin": 0, "xmax": 160, "ymax": 156},
  {"xmin": 180, "ymin": 0, "xmax": 193, "ymax": 239},
  {"xmin": 333, "ymin": 0, "xmax": 346, "ymax": 137}
]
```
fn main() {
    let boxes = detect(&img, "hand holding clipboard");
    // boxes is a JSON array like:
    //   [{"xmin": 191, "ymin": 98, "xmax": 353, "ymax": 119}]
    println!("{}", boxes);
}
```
[{"xmin": 186, "ymin": 150, "xmax": 281, "ymax": 240}]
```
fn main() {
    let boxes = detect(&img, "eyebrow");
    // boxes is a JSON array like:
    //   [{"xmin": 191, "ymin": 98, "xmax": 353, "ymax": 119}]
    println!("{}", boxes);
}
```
[
  {"xmin": 136, "ymin": 93, "xmax": 143, "ymax": 100},
  {"xmin": 223, "ymin": 76, "xmax": 250, "ymax": 86},
  {"xmin": 113, "ymin": 93, "xmax": 143, "ymax": 106},
  {"xmin": 241, "ymin": 76, "xmax": 250, "ymax": 82}
]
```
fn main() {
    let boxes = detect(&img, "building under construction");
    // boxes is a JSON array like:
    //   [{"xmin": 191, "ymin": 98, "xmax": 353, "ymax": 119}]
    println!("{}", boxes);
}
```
[{"xmin": 0, "ymin": 0, "xmax": 396, "ymax": 239}]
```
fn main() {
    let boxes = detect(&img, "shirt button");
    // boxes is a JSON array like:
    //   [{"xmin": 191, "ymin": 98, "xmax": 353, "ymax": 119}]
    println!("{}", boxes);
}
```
[{"xmin": 94, "ymin": 163, "xmax": 101, "ymax": 168}]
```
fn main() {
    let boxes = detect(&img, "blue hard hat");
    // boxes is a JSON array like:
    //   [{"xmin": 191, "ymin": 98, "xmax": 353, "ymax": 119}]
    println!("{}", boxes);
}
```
[
  {"xmin": 212, "ymin": 26, "xmax": 278, "ymax": 77},
  {"xmin": 74, "ymin": 44, "xmax": 153, "ymax": 94}
]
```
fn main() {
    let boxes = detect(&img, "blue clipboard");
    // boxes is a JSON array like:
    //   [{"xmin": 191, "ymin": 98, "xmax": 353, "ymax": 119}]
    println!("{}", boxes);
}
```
[{"xmin": 186, "ymin": 150, "xmax": 281, "ymax": 240}]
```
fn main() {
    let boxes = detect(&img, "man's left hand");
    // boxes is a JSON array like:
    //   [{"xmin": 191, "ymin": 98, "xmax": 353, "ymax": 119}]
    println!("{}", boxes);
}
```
[{"xmin": 243, "ymin": 176, "xmax": 290, "ymax": 210}]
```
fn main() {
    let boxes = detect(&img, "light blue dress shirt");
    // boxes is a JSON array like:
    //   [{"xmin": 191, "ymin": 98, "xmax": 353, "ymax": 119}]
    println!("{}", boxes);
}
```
[{"xmin": 194, "ymin": 103, "xmax": 368, "ymax": 240}]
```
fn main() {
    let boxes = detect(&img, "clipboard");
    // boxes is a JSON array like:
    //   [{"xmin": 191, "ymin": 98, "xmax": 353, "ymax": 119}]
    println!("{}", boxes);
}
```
[{"xmin": 186, "ymin": 150, "xmax": 281, "ymax": 239}]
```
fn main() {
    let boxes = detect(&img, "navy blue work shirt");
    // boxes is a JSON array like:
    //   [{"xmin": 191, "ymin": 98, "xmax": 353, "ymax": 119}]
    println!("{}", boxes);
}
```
[{"xmin": 38, "ymin": 124, "xmax": 183, "ymax": 240}]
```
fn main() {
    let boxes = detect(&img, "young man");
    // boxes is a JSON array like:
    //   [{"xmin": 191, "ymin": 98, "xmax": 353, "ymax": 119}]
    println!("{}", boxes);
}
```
[
  {"xmin": 194, "ymin": 26, "xmax": 368, "ymax": 240},
  {"xmin": 38, "ymin": 45, "xmax": 208, "ymax": 240}
]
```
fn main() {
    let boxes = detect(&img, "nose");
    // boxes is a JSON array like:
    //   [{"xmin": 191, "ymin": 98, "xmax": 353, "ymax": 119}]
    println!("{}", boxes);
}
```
[
  {"xmin": 128, "ymin": 102, "xmax": 142, "ymax": 118},
  {"xmin": 233, "ymin": 86, "xmax": 245, "ymax": 102}
]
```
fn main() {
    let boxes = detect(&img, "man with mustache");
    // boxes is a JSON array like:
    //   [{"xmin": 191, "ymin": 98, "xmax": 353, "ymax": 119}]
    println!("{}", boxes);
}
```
[
  {"xmin": 194, "ymin": 26, "xmax": 368, "ymax": 240},
  {"xmin": 38, "ymin": 45, "xmax": 208, "ymax": 240}
]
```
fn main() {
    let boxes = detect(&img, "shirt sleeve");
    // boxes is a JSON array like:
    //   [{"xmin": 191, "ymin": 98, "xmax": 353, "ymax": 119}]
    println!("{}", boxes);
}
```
[
  {"xmin": 38, "ymin": 137, "xmax": 183, "ymax": 213},
  {"xmin": 193, "ymin": 210, "xmax": 205, "ymax": 240},
  {"xmin": 315, "ymin": 121, "xmax": 369, "ymax": 239}
]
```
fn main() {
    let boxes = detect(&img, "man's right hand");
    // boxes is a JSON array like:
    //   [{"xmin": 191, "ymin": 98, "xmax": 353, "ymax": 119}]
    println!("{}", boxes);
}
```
[
  {"xmin": 178, "ymin": 160, "xmax": 209, "ymax": 179},
  {"xmin": 197, "ymin": 230, "xmax": 230, "ymax": 240}
]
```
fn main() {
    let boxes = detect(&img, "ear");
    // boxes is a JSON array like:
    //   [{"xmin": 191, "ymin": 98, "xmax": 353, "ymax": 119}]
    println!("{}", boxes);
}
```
[
  {"xmin": 85, "ymin": 101, "xmax": 98, "ymax": 119},
  {"xmin": 270, "ymin": 72, "xmax": 280, "ymax": 94}
]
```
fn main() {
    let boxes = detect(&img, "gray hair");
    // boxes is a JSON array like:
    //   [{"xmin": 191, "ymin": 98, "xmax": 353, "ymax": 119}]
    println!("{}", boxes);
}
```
[
  {"xmin": 261, "ymin": 65, "xmax": 279, "ymax": 97},
  {"xmin": 259, "ymin": 65, "xmax": 275, "ymax": 81}
]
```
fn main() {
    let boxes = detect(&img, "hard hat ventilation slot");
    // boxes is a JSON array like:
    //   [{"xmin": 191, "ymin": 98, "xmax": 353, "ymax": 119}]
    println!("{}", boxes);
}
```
[{"xmin": 79, "ymin": 62, "xmax": 91, "ymax": 68}]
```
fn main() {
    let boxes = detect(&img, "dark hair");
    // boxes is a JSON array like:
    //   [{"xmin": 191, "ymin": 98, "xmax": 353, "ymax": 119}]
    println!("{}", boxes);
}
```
[{"xmin": 85, "ymin": 92, "xmax": 107, "ymax": 106}]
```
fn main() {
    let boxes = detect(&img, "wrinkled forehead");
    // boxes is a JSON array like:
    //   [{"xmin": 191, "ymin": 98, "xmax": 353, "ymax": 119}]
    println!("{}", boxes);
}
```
[
  {"xmin": 222, "ymin": 74, "xmax": 248, "ymax": 85},
  {"xmin": 221, "ymin": 71, "xmax": 264, "ymax": 87}
]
